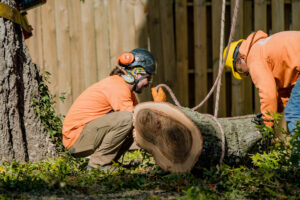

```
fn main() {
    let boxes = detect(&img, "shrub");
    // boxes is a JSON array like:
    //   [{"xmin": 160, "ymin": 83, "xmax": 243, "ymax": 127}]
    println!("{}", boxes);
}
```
[{"xmin": 31, "ymin": 72, "xmax": 64, "ymax": 152}]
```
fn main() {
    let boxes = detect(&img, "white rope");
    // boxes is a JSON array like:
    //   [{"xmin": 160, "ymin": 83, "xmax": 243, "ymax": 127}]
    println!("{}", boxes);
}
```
[
  {"xmin": 214, "ymin": 0, "xmax": 227, "ymax": 118},
  {"xmin": 213, "ymin": 0, "xmax": 227, "ymax": 166}
]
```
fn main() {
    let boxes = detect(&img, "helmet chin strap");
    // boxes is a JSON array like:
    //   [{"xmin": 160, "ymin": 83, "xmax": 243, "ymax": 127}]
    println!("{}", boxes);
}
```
[{"xmin": 132, "ymin": 74, "xmax": 150, "ymax": 92}]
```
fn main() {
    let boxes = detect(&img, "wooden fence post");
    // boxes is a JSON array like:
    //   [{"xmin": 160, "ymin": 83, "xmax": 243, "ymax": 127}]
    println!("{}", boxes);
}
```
[
  {"xmin": 41, "ymin": 0, "xmax": 59, "ymax": 111},
  {"xmin": 26, "ymin": 8, "xmax": 44, "ymax": 71},
  {"xmin": 243, "ymin": 0, "xmax": 254, "ymax": 115},
  {"xmin": 272, "ymin": 0, "xmax": 284, "ymax": 33},
  {"xmin": 68, "ymin": 0, "xmax": 84, "ymax": 101},
  {"xmin": 194, "ymin": 0, "xmax": 207, "ymax": 113},
  {"xmin": 147, "ymin": 0, "xmax": 164, "ymax": 85},
  {"xmin": 108, "ymin": 0, "xmax": 136, "ymax": 77},
  {"xmin": 160, "ymin": 0, "xmax": 177, "ymax": 101},
  {"xmin": 94, "ymin": 0, "xmax": 112, "ymax": 81},
  {"xmin": 175, "ymin": 0, "xmax": 189, "ymax": 107},
  {"xmin": 292, "ymin": 0, "xmax": 300, "ymax": 30},
  {"xmin": 55, "ymin": 0, "xmax": 72, "ymax": 115},
  {"xmin": 254, "ymin": 0, "xmax": 267, "ymax": 32},
  {"xmin": 81, "ymin": 0, "xmax": 97, "ymax": 88}
]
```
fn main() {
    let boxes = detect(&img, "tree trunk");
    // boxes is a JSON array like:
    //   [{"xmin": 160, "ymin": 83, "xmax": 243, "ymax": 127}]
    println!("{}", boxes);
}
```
[
  {"xmin": 180, "ymin": 106, "xmax": 261, "ymax": 167},
  {"xmin": 0, "ymin": 0, "xmax": 56, "ymax": 162},
  {"xmin": 133, "ymin": 102, "xmax": 262, "ymax": 173}
]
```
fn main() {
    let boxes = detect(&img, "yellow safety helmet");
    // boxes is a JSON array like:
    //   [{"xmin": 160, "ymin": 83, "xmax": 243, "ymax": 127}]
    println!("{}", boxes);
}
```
[{"xmin": 223, "ymin": 39, "xmax": 244, "ymax": 80}]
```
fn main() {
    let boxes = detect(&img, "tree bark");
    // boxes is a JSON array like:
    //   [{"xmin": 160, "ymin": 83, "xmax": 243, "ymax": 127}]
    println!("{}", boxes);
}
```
[
  {"xmin": 0, "ymin": 0, "xmax": 56, "ymax": 162},
  {"xmin": 134, "ymin": 102, "xmax": 262, "ymax": 173},
  {"xmin": 180, "ymin": 107, "xmax": 262, "ymax": 167}
]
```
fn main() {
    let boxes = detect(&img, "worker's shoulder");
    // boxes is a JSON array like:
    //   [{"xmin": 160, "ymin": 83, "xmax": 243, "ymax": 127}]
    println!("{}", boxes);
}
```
[
  {"xmin": 98, "ymin": 75, "xmax": 129, "ymax": 92},
  {"xmin": 273, "ymin": 30, "xmax": 300, "ymax": 36},
  {"xmin": 100, "ymin": 75, "xmax": 126, "ymax": 86},
  {"xmin": 82, "ymin": 75, "xmax": 124, "ymax": 92},
  {"xmin": 270, "ymin": 31, "xmax": 300, "ymax": 42}
]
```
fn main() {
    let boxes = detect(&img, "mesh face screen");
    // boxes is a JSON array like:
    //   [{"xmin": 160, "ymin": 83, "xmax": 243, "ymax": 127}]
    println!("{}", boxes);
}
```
[{"xmin": 128, "ymin": 67, "xmax": 147, "ymax": 76}]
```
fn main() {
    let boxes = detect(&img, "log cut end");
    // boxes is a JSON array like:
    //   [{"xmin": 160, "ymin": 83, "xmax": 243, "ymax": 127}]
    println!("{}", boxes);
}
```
[{"xmin": 133, "ymin": 102, "xmax": 203, "ymax": 173}]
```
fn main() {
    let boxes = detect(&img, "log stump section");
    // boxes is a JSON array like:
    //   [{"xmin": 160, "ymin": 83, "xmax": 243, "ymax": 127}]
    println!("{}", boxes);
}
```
[{"xmin": 133, "ymin": 102, "xmax": 262, "ymax": 173}]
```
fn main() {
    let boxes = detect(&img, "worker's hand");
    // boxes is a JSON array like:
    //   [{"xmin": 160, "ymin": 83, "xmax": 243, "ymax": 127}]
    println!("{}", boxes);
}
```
[
  {"xmin": 252, "ymin": 112, "xmax": 264, "ymax": 125},
  {"xmin": 151, "ymin": 87, "xmax": 166, "ymax": 102}
]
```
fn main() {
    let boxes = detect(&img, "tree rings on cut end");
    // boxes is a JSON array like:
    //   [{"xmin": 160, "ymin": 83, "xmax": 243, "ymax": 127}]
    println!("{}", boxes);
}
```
[{"xmin": 133, "ymin": 102, "xmax": 203, "ymax": 173}]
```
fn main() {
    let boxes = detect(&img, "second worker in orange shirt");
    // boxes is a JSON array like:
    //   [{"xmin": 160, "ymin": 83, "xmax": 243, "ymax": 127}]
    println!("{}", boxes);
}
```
[{"xmin": 223, "ymin": 30, "xmax": 300, "ymax": 136}]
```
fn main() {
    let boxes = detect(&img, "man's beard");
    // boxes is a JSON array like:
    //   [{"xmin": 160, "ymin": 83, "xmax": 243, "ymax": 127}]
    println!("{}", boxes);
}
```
[{"xmin": 135, "ymin": 87, "xmax": 143, "ymax": 94}]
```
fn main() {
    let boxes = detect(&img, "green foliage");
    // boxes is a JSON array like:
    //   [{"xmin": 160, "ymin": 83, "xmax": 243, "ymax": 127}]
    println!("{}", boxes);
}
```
[
  {"xmin": 30, "ymin": 72, "xmax": 64, "ymax": 152},
  {"xmin": 251, "ymin": 151, "xmax": 282, "ymax": 169},
  {"xmin": 0, "ymin": 151, "xmax": 169, "ymax": 198},
  {"xmin": 180, "ymin": 115, "xmax": 299, "ymax": 200},
  {"xmin": 253, "ymin": 112, "xmax": 299, "ymax": 167},
  {"xmin": 0, "ymin": 150, "xmax": 298, "ymax": 199},
  {"xmin": 180, "ymin": 164, "xmax": 300, "ymax": 199}
]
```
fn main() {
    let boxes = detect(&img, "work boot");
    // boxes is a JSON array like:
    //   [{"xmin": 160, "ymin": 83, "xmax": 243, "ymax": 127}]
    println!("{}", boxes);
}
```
[
  {"xmin": 86, "ymin": 165, "xmax": 94, "ymax": 171},
  {"xmin": 100, "ymin": 164, "xmax": 117, "ymax": 172}
]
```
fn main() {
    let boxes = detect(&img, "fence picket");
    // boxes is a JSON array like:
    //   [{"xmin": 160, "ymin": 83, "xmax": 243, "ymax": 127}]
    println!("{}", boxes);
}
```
[
  {"xmin": 81, "ymin": 0, "xmax": 97, "ymax": 88},
  {"xmin": 243, "ymin": 0, "xmax": 254, "ymax": 115},
  {"xmin": 69, "ymin": 0, "xmax": 84, "ymax": 100},
  {"xmin": 94, "ymin": 0, "xmax": 112, "ymax": 81},
  {"xmin": 175, "ymin": 0, "xmax": 189, "ymax": 106},
  {"xmin": 40, "ymin": 0, "xmax": 59, "ymax": 110},
  {"xmin": 160, "ymin": 0, "xmax": 177, "ymax": 101},
  {"xmin": 55, "ymin": 0, "xmax": 72, "ymax": 115},
  {"xmin": 26, "ymin": 8, "xmax": 44, "ymax": 70},
  {"xmin": 292, "ymin": 0, "xmax": 300, "ymax": 30},
  {"xmin": 272, "ymin": 0, "xmax": 285, "ymax": 33},
  {"xmin": 194, "ymin": 0, "xmax": 207, "ymax": 113}
]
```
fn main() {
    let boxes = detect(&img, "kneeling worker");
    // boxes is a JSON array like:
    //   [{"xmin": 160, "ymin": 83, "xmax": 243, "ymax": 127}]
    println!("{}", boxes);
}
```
[
  {"xmin": 62, "ymin": 48, "xmax": 166, "ymax": 170},
  {"xmin": 223, "ymin": 30, "xmax": 300, "ymax": 134}
]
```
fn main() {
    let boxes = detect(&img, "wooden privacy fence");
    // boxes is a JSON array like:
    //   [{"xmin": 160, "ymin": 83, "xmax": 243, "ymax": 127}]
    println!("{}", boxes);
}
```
[
  {"xmin": 26, "ymin": 0, "xmax": 300, "ymax": 117},
  {"xmin": 26, "ymin": 0, "xmax": 177, "ymax": 116}
]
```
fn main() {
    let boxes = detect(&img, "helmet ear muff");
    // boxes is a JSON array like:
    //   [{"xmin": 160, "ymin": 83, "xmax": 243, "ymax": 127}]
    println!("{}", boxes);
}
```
[
  {"xmin": 118, "ymin": 67, "xmax": 135, "ymax": 84},
  {"xmin": 121, "ymin": 74, "xmax": 135, "ymax": 84},
  {"xmin": 117, "ymin": 52, "xmax": 135, "ymax": 66}
]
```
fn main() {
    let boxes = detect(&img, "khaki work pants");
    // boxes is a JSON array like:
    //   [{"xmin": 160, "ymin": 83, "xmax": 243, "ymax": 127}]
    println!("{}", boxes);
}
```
[{"xmin": 69, "ymin": 111, "xmax": 133, "ymax": 168}]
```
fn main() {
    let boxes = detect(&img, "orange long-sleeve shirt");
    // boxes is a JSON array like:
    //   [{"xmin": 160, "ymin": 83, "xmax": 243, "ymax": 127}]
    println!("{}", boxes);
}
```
[
  {"xmin": 62, "ymin": 75, "xmax": 138, "ymax": 149},
  {"xmin": 240, "ymin": 30, "xmax": 300, "ymax": 126}
]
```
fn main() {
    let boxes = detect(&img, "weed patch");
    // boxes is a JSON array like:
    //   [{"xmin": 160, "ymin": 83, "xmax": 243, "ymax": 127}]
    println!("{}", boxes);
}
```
[{"xmin": 0, "ymin": 150, "xmax": 298, "ymax": 199}]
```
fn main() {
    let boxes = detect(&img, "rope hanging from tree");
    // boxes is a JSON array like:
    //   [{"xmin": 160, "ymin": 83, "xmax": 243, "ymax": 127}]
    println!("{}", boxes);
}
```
[
  {"xmin": 156, "ymin": 0, "xmax": 240, "ymax": 166},
  {"xmin": 214, "ymin": 0, "xmax": 227, "ymax": 118}
]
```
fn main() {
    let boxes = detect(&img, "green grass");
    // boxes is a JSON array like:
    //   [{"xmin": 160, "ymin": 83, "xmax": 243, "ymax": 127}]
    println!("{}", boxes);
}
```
[{"xmin": 0, "ymin": 150, "xmax": 299, "ymax": 200}]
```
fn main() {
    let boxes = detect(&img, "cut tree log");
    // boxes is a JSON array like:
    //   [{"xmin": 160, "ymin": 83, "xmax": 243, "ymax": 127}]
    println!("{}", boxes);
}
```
[{"xmin": 133, "ymin": 102, "xmax": 262, "ymax": 173}]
